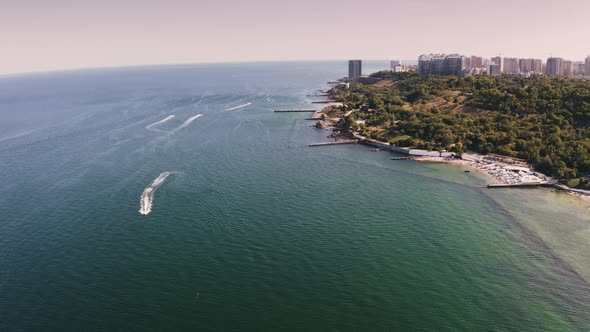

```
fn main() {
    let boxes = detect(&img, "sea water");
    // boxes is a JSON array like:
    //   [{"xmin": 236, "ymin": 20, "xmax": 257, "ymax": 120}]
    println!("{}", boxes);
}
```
[{"xmin": 1, "ymin": 62, "xmax": 589, "ymax": 331}]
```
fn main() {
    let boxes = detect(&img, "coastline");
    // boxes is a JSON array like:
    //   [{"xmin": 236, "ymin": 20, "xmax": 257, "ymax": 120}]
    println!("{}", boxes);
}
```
[
  {"xmin": 412, "ymin": 155, "xmax": 590, "ymax": 202},
  {"xmin": 318, "ymin": 82, "xmax": 590, "ymax": 203}
]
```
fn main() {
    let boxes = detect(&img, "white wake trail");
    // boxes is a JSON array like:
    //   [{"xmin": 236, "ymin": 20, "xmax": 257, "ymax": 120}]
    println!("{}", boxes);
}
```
[
  {"xmin": 225, "ymin": 102, "xmax": 252, "ymax": 111},
  {"xmin": 138, "ymin": 171, "xmax": 173, "ymax": 215},
  {"xmin": 145, "ymin": 115, "xmax": 175, "ymax": 131},
  {"xmin": 170, "ymin": 114, "xmax": 203, "ymax": 133}
]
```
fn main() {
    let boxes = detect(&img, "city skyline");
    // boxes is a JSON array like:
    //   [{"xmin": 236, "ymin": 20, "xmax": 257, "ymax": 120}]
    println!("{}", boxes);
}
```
[
  {"xmin": 2, "ymin": 0, "xmax": 590, "ymax": 75},
  {"xmin": 415, "ymin": 53, "xmax": 590, "ymax": 77}
]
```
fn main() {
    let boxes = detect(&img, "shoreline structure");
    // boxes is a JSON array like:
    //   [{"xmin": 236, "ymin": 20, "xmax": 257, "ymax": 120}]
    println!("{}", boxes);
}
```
[
  {"xmin": 357, "ymin": 126, "xmax": 590, "ymax": 201},
  {"xmin": 301, "ymin": 83, "xmax": 590, "ymax": 201}
]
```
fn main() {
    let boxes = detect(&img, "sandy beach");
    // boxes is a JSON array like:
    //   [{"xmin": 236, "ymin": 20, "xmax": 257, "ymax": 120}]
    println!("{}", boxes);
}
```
[
  {"xmin": 413, "ymin": 155, "xmax": 499, "ymax": 182},
  {"xmin": 413, "ymin": 154, "xmax": 590, "ymax": 202}
]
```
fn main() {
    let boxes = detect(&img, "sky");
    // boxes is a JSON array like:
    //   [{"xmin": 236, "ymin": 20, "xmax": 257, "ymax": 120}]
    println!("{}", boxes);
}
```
[{"xmin": 2, "ymin": 0, "xmax": 590, "ymax": 74}]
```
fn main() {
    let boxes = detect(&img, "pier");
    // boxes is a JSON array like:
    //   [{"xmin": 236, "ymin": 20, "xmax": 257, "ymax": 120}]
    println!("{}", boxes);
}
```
[
  {"xmin": 309, "ymin": 140, "xmax": 358, "ymax": 147},
  {"xmin": 274, "ymin": 109, "xmax": 316, "ymax": 113},
  {"xmin": 487, "ymin": 182, "xmax": 547, "ymax": 188},
  {"xmin": 391, "ymin": 157, "xmax": 412, "ymax": 160}
]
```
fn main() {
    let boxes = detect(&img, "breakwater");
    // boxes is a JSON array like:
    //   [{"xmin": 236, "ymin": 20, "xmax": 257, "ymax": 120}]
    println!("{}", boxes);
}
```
[
  {"xmin": 487, "ymin": 182, "xmax": 548, "ymax": 188},
  {"xmin": 309, "ymin": 140, "xmax": 358, "ymax": 147},
  {"xmin": 274, "ymin": 109, "xmax": 316, "ymax": 112},
  {"xmin": 353, "ymin": 134, "xmax": 454, "ymax": 157},
  {"xmin": 549, "ymin": 183, "xmax": 590, "ymax": 196}
]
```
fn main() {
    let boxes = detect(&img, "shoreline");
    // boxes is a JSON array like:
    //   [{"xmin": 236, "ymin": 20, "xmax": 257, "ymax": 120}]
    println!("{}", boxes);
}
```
[
  {"xmin": 350, "ymin": 130, "xmax": 590, "ymax": 202},
  {"xmin": 317, "ymin": 87, "xmax": 590, "ymax": 203},
  {"xmin": 322, "ymin": 75, "xmax": 590, "ymax": 203},
  {"xmin": 411, "ymin": 155, "xmax": 590, "ymax": 202}
]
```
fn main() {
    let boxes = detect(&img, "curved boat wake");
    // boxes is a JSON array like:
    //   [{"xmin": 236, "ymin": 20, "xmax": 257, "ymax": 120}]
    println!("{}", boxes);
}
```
[
  {"xmin": 225, "ymin": 103, "xmax": 252, "ymax": 111},
  {"xmin": 139, "ymin": 171, "xmax": 174, "ymax": 215},
  {"xmin": 169, "ymin": 114, "xmax": 203, "ymax": 134},
  {"xmin": 145, "ymin": 115, "xmax": 175, "ymax": 132}
]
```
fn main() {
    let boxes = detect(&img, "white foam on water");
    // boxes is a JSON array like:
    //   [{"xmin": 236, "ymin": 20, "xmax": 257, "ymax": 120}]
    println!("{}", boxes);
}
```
[
  {"xmin": 151, "ymin": 172, "xmax": 172, "ymax": 187},
  {"xmin": 0, "ymin": 128, "xmax": 38, "ymax": 143},
  {"xmin": 145, "ymin": 115, "xmax": 175, "ymax": 131},
  {"xmin": 225, "ymin": 102, "xmax": 252, "ymax": 111},
  {"xmin": 170, "ymin": 114, "xmax": 203, "ymax": 133},
  {"xmin": 138, "ymin": 172, "xmax": 173, "ymax": 215}
]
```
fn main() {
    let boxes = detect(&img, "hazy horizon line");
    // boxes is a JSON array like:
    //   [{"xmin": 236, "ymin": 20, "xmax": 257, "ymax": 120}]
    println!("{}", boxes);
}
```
[
  {"xmin": 0, "ymin": 59, "xmax": 399, "ymax": 77},
  {"xmin": 3, "ymin": 54, "xmax": 590, "ymax": 78}
]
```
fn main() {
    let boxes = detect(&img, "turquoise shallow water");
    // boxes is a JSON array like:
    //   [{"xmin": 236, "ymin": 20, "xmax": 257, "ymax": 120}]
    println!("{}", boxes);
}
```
[{"xmin": 1, "ymin": 62, "xmax": 590, "ymax": 331}]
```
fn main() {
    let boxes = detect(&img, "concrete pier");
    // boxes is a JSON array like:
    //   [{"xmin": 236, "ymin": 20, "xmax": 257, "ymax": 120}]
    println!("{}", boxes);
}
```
[
  {"xmin": 487, "ymin": 182, "xmax": 547, "ymax": 188},
  {"xmin": 274, "ymin": 110, "xmax": 316, "ymax": 113},
  {"xmin": 309, "ymin": 140, "xmax": 358, "ymax": 147}
]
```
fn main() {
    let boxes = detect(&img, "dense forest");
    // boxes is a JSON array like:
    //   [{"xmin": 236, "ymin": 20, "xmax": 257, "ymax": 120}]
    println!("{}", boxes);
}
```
[{"xmin": 331, "ymin": 71, "xmax": 590, "ymax": 182}]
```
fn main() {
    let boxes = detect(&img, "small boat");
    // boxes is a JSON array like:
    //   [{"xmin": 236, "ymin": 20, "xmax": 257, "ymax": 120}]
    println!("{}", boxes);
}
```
[
  {"xmin": 464, "ymin": 170, "xmax": 471, "ymax": 173},
  {"xmin": 371, "ymin": 148, "xmax": 380, "ymax": 152}
]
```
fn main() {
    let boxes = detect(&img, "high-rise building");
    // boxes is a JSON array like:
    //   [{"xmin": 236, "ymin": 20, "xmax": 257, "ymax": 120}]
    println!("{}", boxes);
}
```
[
  {"xmin": 348, "ymin": 60, "xmax": 362, "ymax": 79},
  {"xmin": 516, "ymin": 58, "xmax": 542, "ymax": 74},
  {"xmin": 503, "ymin": 58, "xmax": 520, "ymax": 74},
  {"xmin": 491, "ymin": 56, "xmax": 502, "ymax": 72},
  {"xmin": 464, "ymin": 57, "xmax": 472, "ymax": 70},
  {"xmin": 585, "ymin": 56, "xmax": 590, "ymax": 77},
  {"xmin": 531, "ymin": 59, "xmax": 543, "ymax": 73},
  {"xmin": 573, "ymin": 62, "xmax": 585, "ymax": 76},
  {"xmin": 563, "ymin": 60, "xmax": 573, "ymax": 77},
  {"xmin": 444, "ymin": 54, "xmax": 467, "ymax": 76},
  {"xmin": 519, "ymin": 58, "xmax": 532, "ymax": 73},
  {"xmin": 470, "ymin": 56, "xmax": 483, "ymax": 68},
  {"xmin": 418, "ymin": 54, "xmax": 446, "ymax": 76},
  {"xmin": 488, "ymin": 64, "xmax": 501, "ymax": 76},
  {"xmin": 418, "ymin": 54, "xmax": 466, "ymax": 76},
  {"xmin": 546, "ymin": 57, "xmax": 563, "ymax": 76},
  {"xmin": 390, "ymin": 60, "xmax": 401, "ymax": 69}
]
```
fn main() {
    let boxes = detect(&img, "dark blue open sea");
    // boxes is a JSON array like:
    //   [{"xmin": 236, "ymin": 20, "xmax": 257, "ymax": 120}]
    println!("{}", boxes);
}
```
[{"xmin": 1, "ymin": 62, "xmax": 590, "ymax": 331}]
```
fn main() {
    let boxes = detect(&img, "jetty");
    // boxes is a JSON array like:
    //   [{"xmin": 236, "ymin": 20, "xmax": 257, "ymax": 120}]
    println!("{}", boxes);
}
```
[
  {"xmin": 487, "ymin": 182, "xmax": 547, "ymax": 188},
  {"xmin": 353, "ymin": 134, "xmax": 454, "ymax": 157},
  {"xmin": 391, "ymin": 157, "xmax": 412, "ymax": 160},
  {"xmin": 274, "ymin": 109, "xmax": 316, "ymax": 113},
  {"xmin": 309, "ymin": 140, "xmax": 358, "ymax": 147},
  {"xmin": 551, "ymin": 183, "xmax": 590, "ymax": 196}
]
